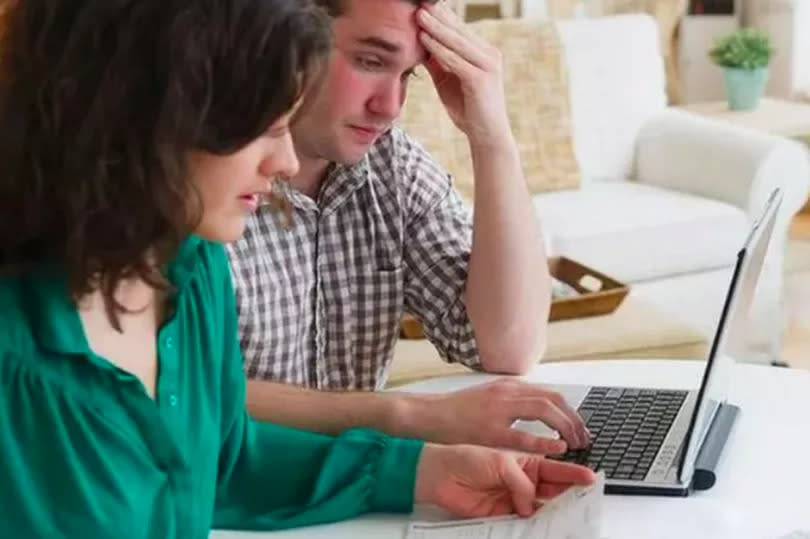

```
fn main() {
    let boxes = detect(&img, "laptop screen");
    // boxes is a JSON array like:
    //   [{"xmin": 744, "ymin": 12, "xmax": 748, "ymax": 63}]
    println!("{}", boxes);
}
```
[{"xmin": 677, "ymin": 188, "xmax": 782, "ymax": 484}]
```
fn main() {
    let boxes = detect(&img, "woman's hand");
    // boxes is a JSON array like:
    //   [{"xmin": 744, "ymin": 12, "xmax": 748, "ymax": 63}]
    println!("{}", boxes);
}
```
[{"xmin": 414, "ymin": 443, "xmax": 596, "ymax": 518}]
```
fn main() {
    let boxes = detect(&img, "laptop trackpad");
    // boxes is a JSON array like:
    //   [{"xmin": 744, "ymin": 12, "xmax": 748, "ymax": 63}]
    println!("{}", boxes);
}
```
[{"xmin": 511, "ymin": 383, "xmax": 591, "ymax": 438}]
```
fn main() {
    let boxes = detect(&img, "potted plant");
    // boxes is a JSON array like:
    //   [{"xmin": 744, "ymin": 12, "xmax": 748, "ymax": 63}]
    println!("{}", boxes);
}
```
[{"xmin": 708, "ymin": 28, "xmax": 773, "ymax": 110}]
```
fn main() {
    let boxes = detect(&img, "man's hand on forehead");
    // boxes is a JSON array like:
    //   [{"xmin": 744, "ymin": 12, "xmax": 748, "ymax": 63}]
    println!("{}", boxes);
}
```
[{"xmin": 414, "ymin": 0, "xmax": 511, "ymax": 145}]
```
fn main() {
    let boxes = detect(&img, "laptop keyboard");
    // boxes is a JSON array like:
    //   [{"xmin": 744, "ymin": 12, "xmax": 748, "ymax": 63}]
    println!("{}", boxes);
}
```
[{"xmin": 557, "ymin": 387, "xmax": 688, "ymax": 481}]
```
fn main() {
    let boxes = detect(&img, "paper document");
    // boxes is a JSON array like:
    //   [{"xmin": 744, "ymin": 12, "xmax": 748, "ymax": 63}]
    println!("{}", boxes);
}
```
[{"xmin": 405, "ymin": 472, "xmax": 604, "ymax": 539}]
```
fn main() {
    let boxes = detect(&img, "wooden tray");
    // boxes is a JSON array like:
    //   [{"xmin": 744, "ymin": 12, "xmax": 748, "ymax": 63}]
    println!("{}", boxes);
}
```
[
  {"xmin": 400, "ymin": 313, "xmax": 426, "ymax": 339},
  {"xmin": 400, "ymin": 256, "xmax": 629, "ymax": 339},
  {"xmin": 548, "ymin": 256, "xmax": 629, "ymax": 321}
]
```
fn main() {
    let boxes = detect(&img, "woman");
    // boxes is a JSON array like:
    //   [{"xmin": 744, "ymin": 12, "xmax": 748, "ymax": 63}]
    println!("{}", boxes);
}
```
[{"xmin": 0, "ymin": 0, "xmax": 594, "ymax": 537}]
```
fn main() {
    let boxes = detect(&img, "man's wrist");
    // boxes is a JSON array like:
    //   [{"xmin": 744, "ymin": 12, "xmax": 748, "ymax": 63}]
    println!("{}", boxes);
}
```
[{"xmin": 384, "ymin": 391, "xmax": 442, "ymax": 440}]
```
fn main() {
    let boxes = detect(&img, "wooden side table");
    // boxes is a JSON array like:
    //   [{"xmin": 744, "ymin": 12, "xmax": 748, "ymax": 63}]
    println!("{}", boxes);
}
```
[{"xmin": 678, "ymin": 98, "xmax": 810, "ymax": 214}]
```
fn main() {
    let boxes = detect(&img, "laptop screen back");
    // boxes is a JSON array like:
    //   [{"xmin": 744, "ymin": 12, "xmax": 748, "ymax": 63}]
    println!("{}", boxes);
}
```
[{"xmin": 677, "ymin": 189, "xmax": 782, "ymax": 484}]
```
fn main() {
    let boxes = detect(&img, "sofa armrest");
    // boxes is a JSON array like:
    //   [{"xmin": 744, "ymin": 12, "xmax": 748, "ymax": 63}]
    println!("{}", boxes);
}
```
[{"xmin": 634, "ymin": 108, "xmax": 810, "ymax": 222}]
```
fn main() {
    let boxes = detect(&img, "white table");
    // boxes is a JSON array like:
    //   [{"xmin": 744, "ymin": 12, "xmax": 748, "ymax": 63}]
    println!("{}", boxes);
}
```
[
  {"xmin": 679, "ymin": 98, "xmax": 810, "ymax": 139},
  {"xmin": 212, "ymin": 360, "xmax": 810, "ymax": 539}
]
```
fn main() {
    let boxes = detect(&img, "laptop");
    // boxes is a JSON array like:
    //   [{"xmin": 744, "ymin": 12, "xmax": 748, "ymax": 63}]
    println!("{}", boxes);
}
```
[{"xmin": 514, "ymin": 188, "xmax": 783, "ymax": 496}]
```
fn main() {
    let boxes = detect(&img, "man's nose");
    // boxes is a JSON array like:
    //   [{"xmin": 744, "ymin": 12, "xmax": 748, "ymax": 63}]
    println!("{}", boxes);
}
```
[{"xmin": 367, "ymin": 78, "xmax": 404, "ymax": 121}]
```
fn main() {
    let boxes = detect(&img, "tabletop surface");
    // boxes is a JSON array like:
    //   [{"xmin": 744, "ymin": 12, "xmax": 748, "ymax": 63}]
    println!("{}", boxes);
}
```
[
  {"xmin": 212, "ymin": 359, "xmax": 810, "ymax": 539},
  {"xmin": 680, "ymin": 97, "xmax": 810, "ymax": 137}
]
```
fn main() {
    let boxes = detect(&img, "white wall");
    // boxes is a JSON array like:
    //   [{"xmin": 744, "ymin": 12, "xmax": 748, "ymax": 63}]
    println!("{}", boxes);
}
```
[
  {"xmin": 790, "ymin": 1, "xmax": 810, "ymax": 97},
  {"xmin": 679, "ymin": 14, "xmax": 740, "ymax": 103},
  {"xmin": 743, "ymin": 0, "xmax": 810, "ymax": 99}
]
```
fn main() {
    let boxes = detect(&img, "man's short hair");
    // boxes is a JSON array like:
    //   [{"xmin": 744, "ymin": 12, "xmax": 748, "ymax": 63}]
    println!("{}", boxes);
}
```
[{"xmin": 316, "ymin": 0, "xmax": 437, "ymax": 17}]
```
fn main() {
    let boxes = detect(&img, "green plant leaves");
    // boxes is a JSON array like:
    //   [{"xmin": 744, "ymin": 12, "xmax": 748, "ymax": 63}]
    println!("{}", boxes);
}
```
[{"xmin": 708, "ymin": 28, "xmax": 773, "ymax": 70}]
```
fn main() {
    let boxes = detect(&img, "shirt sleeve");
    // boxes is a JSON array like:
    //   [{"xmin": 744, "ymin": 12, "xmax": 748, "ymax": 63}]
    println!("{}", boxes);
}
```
[
  {"xmin": 210, "ymin": 244, "xmax": 423, "ymax": 531},
  {"xmin": 396, "ymin": 130, "xmax": 481, "ymax": 369}
]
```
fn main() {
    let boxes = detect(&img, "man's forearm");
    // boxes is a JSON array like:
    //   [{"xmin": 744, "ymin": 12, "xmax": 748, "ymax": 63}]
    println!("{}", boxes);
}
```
[
  {"xmin": 245, "ymin": 379, "xmax": 435, "ymax": 437},
  {"xmin": 465, "ymin": 136, "xmax": 550, "ymax": 373}
]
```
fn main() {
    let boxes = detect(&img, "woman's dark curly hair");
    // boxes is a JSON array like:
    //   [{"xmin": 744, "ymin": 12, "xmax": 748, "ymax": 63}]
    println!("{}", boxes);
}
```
[{"xmin": 0, "ymin": 0, "xmax": 330, "ymax": 327}]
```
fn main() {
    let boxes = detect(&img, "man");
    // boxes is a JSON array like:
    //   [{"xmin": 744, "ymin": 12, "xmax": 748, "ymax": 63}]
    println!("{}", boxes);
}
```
[{"xmin": 226, "ymin": 0, "xmax": 591, "ymax": 453}]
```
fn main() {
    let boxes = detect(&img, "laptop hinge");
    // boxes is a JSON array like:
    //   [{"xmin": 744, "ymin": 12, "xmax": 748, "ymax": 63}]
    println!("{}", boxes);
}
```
[{"xmin": 691, "ymin": 402, "xmax": 740, "ymax": 491}]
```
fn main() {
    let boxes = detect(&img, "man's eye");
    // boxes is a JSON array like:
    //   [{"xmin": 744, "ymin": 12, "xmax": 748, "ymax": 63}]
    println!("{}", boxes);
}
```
[{"xmin": 356, "ymin": 55, "xmax": 384, "ymax": 71}]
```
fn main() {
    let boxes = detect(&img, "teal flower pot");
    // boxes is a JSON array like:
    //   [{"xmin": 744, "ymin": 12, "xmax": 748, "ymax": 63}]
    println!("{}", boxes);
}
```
[{"xmin": 723, "ymin": 67, "xmax": 769, "ymax": 110}]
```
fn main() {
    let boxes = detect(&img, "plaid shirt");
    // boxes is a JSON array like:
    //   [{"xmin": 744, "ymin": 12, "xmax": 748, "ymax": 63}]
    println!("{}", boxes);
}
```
[{"xmin": 226, "ymin": 127, "xmax": 480, "ymax": 390}]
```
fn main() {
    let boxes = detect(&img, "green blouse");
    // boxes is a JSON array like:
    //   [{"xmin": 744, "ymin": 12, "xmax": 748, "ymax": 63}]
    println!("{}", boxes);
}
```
[{"xmin": 0, "ymin": 237, "xmax": 423, "ymax": 538}]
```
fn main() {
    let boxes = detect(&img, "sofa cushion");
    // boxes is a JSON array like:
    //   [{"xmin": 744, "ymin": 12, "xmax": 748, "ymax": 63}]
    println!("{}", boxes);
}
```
[
  {"xmin": 544, "ymin": 3, "xmax": 685, "ymax": 104},
  {"xmin": 533, "ymin": 182, "xmax": 749, "ymax": 282},
  {"xmin": 397, "ymin": 19, "xmax": 580, "ymax": 201},
  {"xmin": 556, "ymin": 15, "xmax": 667, "ymax": 184},
  {"xmin": 595, "ymin": 1, "xmax": 686, "ymax": 104}
]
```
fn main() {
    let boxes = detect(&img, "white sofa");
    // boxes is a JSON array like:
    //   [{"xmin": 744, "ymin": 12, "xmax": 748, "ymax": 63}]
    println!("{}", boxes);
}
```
[{"xmin": 532, "ymin": 14, "xmax": 810, "ymax": 363}]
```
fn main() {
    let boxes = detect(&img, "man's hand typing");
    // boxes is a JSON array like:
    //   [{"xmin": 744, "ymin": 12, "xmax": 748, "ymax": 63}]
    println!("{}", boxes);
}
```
[{"xmin": 396, "ymin": 379, "xmax": 591, "ymax": 454}]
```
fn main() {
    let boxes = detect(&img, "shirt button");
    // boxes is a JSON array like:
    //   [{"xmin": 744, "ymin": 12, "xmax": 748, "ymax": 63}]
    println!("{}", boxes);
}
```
[
  {"xmin": 169, "ymin": 394, "xmax": 178, "ymax": 407},
  {"xmin": 164, "ymin": 336, "xmax": 174, "ymax": 350}
]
